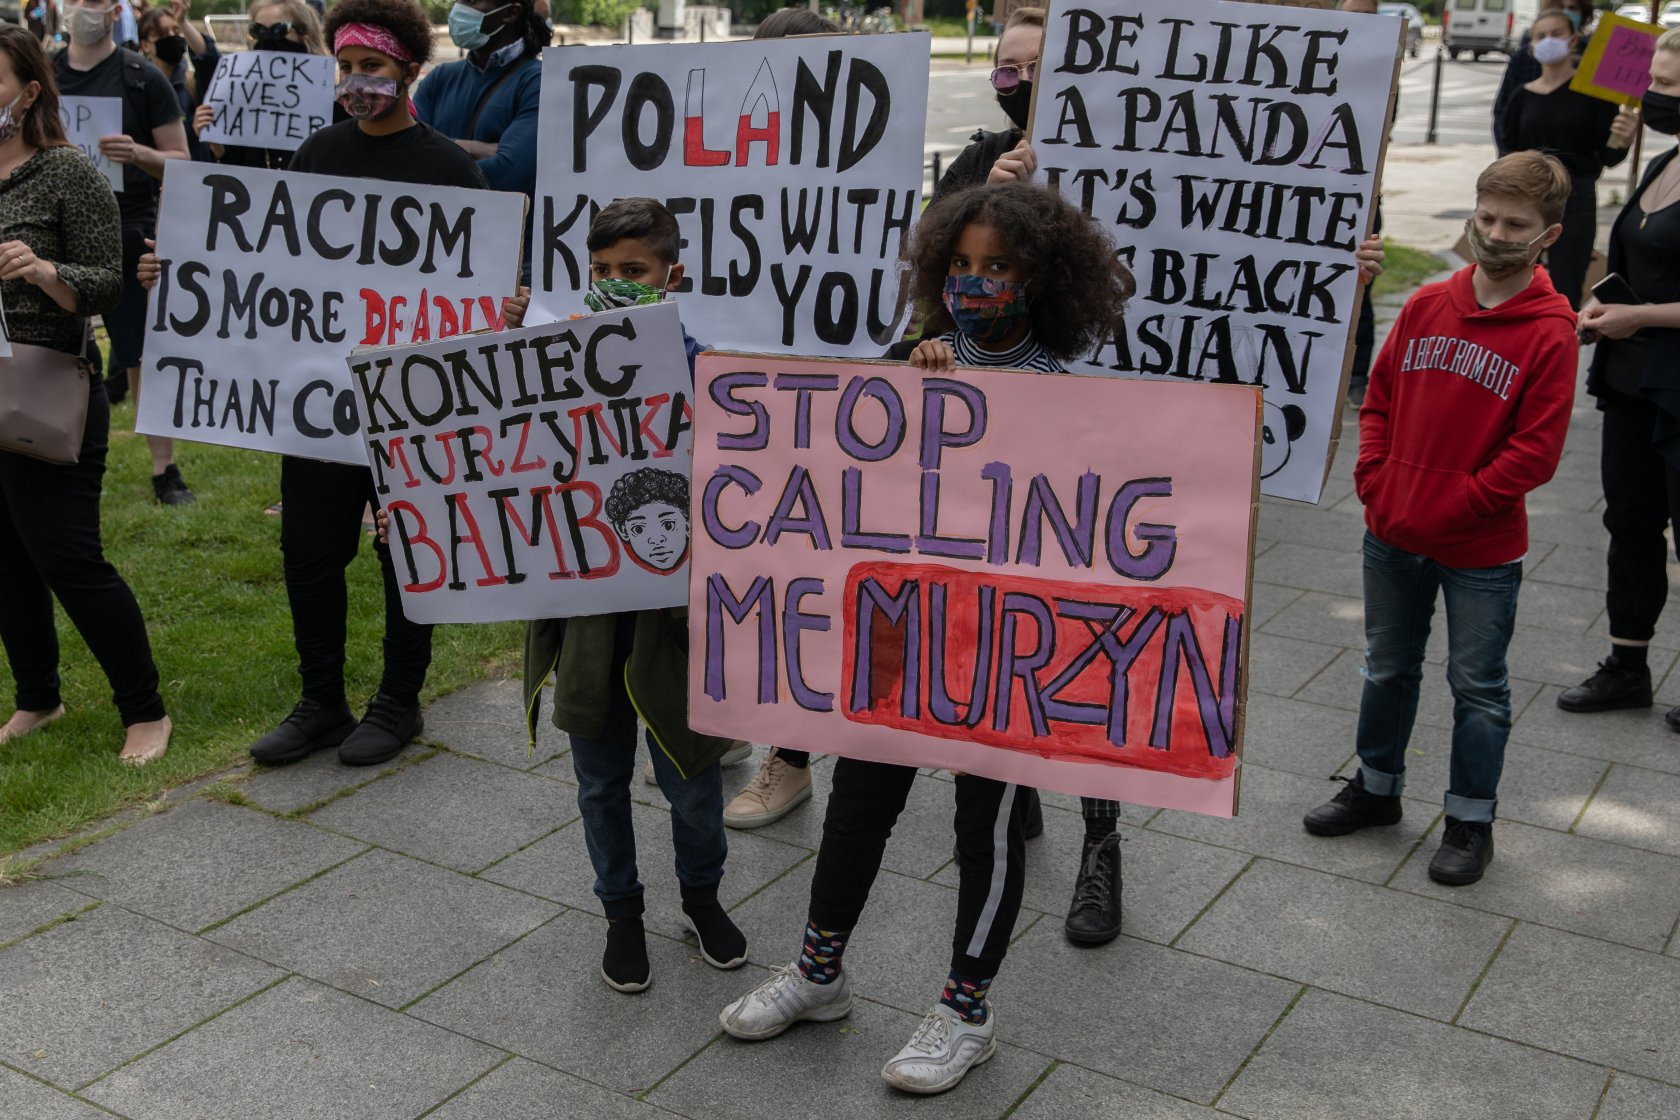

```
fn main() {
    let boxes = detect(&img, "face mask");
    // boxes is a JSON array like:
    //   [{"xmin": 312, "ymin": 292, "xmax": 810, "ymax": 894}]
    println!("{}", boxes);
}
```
[
  {"xmin": 942, "ymin": 273, "xmax": 1031, "ymax": 345},
  {"xmin": 584, "ymin": 276, "xmax": 668, "ymax": 313},
  {"xmin": 1566, "ymin": 9, "xmax": 1583, "ymax": 29},
  {"xmin": 1464, "ymin": 219, "xmax": 1549, "ymax": 280},
  {"xmin": 1643, "ymin": 89, "xmax": 1680, "ymax": 135},
  {"xmin": 153, "ymin": 34, "xmax": 188, "ymax": 67},
  {"xmin": 0, "ymin": 93, "xmax": 25, "ymax": 146},
  {"xmin": 256, "ymin": 35, "xmax": 308, "ymax": 52},
  {"xmin": 67, "ymin": 4, "xmax": 113, "ymax": 47},
  {"xmin": 448, "ymin": 2, "xmax": 513, "ymax": 50},
  {"xmin": 1532, "ymin": 36, "xmax": 1570, "ymax": 66},
  {"xmin": 996, "ymin": 80, "xmax": 1031, "ymax": 131},
  {"xmin": 335, "ymin": 73, "xmax": 403, "ymax": 121}
]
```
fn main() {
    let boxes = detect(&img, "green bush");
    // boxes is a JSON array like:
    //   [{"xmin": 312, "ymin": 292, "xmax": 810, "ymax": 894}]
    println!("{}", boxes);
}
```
[{"xmin": 557, "ymin": 0, "xmax": 646, "ymax": 27}]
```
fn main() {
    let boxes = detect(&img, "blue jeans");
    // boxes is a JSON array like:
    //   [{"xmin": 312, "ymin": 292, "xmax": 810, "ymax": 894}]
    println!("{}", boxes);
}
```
[{"xmin": 1355, "ymin": 532, "xmax": 1522, "ymax": 823}]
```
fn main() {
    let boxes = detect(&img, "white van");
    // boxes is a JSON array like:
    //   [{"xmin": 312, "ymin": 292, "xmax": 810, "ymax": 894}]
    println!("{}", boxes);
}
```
[{"xmin": 1443, "ymin": 0, "xmax": 1541, "ymax": 59}]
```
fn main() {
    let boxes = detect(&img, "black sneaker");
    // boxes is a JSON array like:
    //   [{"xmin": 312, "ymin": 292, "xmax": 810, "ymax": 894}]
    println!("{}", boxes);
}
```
[
  {"xmin": 1302, "ymin": 773, "xmax": 1403, "ymax": 836},
  {"xmin": 337, "ymin": 695, "xmax": 422, "ymax": 767},
  {"xmin": 249, "ymin": 699, "xmax": 356, "ymax": 765},
  {"xmin": 680, "ymin": 896, "xmax": 748, "ymax": 969},
  {"xmin": 1557, "ymin": 658, "xmax": 1653, "ymax": 713},
  {"xmin": 152, "ymin": 463, "xmax": 196, "ymax": 506},
  {"xmin": 1666, "ymin": 705, "xmax": 1680, "ymax": 734},
  {"xmin": 602, "ymin": 917, "xmax": 651, "ymax": 992},
  {"xmin": 1428, "ymin": 818, "xmax": 1493, "ymax": 886},
  {"xmin": 1064, "ymin": 833, "xmax": 1122, "ymax": 946}
]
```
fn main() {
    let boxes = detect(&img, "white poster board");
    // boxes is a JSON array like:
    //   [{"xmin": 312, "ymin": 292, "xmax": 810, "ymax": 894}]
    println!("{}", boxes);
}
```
[
  {"xmin": 59, "ymin": 96, "xmax": 124, "ymax": 191},
  {"xmin": 198, "ymin": 52, "xmax": 336, "ymax": 151},
  {"xmin": 350, "ymin": 302, "xmax": 696, "ymax": 622},
  {"xmin": 1033, "ymin": 0, "xmax": 1399, "ymax": 502},
  {"xmin": 531, "ymin": 33, "xmax": 930, "ymax": 356},
  {"xmin": 136, "ymin": 161, "xmax": 527, "ymax": 465}
]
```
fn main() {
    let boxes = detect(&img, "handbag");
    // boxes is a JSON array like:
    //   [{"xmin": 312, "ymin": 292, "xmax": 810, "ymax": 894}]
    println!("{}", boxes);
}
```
[{"xmin": 0, "ymin": 342, "xmax": 90, "ymax": 465}]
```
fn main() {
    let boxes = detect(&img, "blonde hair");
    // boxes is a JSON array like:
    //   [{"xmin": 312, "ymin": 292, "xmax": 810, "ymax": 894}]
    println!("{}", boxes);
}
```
[
  {"xmin": 1530, "ymin": 8, "xmax": 1574, "ymax": 39},
  {"xmin": 250, "ymin": 0, "xmax": 328, "ymax": 56},
  {"xmin": 1476, "ymin": 150, "xmax": 1572, "ymax": 226},
  {"xmin": 1660, "ymin": 28, "xmax": 1680, "ymax": 54}
]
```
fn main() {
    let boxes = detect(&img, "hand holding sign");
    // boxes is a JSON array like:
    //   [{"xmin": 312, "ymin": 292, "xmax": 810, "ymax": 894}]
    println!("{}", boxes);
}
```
[
  {"xmin": 59, "ymin": 96, "xmax": 123, "ymax": 191},
  {"xmin": 198, "ymin": 52, "xmax": 335, "ymax": 152}
]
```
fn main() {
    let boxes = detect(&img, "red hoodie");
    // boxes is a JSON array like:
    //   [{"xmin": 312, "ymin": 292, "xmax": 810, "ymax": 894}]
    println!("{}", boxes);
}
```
[{"xmin": 1355, "ymin": 265, "xmax": 1576, "ymax": 569}]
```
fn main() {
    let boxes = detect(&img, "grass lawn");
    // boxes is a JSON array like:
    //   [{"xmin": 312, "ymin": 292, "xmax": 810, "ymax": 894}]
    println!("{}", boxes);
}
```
[
  {"xmin": 1371, "ymin": 238, "xmax": 1446, "ymax": 303},
  {"xmin": 0, "ymin": 392, "xmax": 521, "ymax": 856}
]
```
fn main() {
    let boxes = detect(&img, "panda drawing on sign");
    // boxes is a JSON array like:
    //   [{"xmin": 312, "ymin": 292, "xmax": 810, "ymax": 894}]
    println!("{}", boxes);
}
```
[
  {"xmin": 1260, "ymin": 400, "xmax": 1307, "ymax": 480},
  {"xmin": 606, "ymin": 468, "xmax": 692, "ymax": 575}
]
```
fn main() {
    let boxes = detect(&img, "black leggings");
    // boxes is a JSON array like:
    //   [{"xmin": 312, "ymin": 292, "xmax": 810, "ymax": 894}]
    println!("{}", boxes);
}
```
[
  {"xmin": 807, "ymin": 757, "xmax": 1027, "ymax": 978},
  {"xmin": 1544, "ymin": 178, "xmax": 1597, "ymax": 312},
  {"xmin": 279, "ymin": 455, "xmax": 431, "ymax": 707},
  {"xmin": 1599, "ymin": 388, "xmax": 1680, "ymax": 643},
  {"xmin": 0, "ymin": 381, "xmax": 164, "ymax": 725}
]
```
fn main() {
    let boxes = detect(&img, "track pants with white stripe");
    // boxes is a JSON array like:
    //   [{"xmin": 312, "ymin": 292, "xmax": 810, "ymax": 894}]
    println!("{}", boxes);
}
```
[{"xmin": 806, "ymin": 757, "xmax": 1028, "ymax": 977}]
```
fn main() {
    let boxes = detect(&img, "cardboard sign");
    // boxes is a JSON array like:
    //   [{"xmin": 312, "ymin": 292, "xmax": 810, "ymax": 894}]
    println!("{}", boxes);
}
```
[
  {"xmin": 198, "ymin": 52, "xmax": 335, "ymax": 151},
  {"xmin": 1573, "ymin": 12, "xmax": 1662, "ymax": 105},
  {"xmin": 136, "ymin": 161, "xmax": 527, "ymax": 465},
  {"xmin": 348, "ymin": 302, "xmax": 697, "ymax": 623},
  {"xmin": 59, "ymin": 96, "xmax": 124, "ymax": 191},
  {"xmin": 1030, "ymin": 0, "xmax": 1398, "ymax": 503},
  {"xmin": 688, "ymin": 353, "xmax": 1262, "ymax": 816},
  {"xmin": 530, "ymin": 33, "xmax": 930, "ymax": 356}
]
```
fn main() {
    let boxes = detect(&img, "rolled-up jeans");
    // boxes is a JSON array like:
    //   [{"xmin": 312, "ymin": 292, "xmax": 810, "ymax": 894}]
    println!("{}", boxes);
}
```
[{"xmin": 1354, "ymin": 531, "xmax": 1521, "ymax": 823}]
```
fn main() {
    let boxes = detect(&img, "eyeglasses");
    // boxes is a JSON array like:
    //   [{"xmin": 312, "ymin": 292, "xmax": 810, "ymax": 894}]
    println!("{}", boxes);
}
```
[
  {"xmin": 249, "ymin": 20, "xmax": 291, "ymax": 38},
  {"xmin": 989, "ymin": 60, "xmax": 1037, "ymax": 93}
]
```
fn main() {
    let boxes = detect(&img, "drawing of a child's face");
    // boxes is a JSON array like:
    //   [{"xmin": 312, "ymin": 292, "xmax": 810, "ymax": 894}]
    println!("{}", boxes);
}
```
[{"xmin": 619, "ymin": 500, "xmax": 688, "ymax": 572}]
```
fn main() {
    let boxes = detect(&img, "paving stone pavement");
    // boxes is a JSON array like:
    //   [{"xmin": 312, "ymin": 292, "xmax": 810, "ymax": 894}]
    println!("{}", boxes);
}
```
[{"xmin": 4, "ymin": 377, "xmax": 1678, "ymax": 1115}]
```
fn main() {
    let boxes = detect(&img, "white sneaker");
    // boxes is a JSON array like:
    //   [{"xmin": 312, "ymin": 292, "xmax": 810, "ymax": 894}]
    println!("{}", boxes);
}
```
[
  {"xmin": 881, "ymin": 1003, "xmax": 997, "ymax": 1095},
  {"xmin": 645, "ymin": 741, "xmax": 753, "ymax": 785},
  {"xmin": 723, "ymin": 752, "xmax": 813, "ymax": 828},
  {"xmin": 719, "ymin": 963, "xmax": 853, "ymax": 1040}
]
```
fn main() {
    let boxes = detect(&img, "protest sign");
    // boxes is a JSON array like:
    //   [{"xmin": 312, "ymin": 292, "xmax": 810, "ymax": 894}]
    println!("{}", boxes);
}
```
[
  {"xmin": 1030, "ymin": 0, "xmax": 1399, "ymax": 503},
  {"xmin": 198, "ymin": 51, "xmax": 335, "ymax": 151},
  {"xmin": 136, "ymin": 161, "xmax": 526, "ymax": 465},
  {"xmin": 59, "ymin": 96, "xmax": 123, "ymax": 191},
  {"xmin": 530, "ymin": 33, "xmax": 930, "ymax": 356},
  {"xmin": 1572, "ymin": 11, "xmax": 1661, "ymax": 105},
  {"xmin": 347, "ymin": 302, "xmax": 697, "ymax": 623},
  {"xmin": 688, "ymin": 353, "xmax": 1262, "ymax": 816}
]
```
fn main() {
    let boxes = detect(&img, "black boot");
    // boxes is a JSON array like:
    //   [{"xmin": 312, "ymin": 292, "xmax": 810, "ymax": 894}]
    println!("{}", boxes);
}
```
[
  {"xmin": 680, "ymin": 885, "xmax": 747, "ymax": 969},
  {"xmin": 1302, "ymin": 773, "xmax": 1403, "ymax": 836},
  {"xmin": 337, "ymin": 694, "xmax": 422, "ymax": 767},
  {"xmin": 1064, "ymin": 833, "xmax": 1122, "ymax": 945},
  {"xmin": 1428, "ymin": 818, "xmax": 1494, "ymax": 886},
  {"xmin": 1557, "ymin": 657, "xmax": 1653, "ymax": 713},
  {"xmin": 602, "ymin": 911, "xmax": 651, "ymax": 992},
  {"xmin": 249, "ymin": 699, "xmax": 356, "ymax": 765}
]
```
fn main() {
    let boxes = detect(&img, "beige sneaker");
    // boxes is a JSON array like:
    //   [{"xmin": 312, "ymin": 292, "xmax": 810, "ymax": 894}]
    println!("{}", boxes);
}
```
[{"xmin": 723, "ymin": 751, "xmax": 813, "ymax": 829}]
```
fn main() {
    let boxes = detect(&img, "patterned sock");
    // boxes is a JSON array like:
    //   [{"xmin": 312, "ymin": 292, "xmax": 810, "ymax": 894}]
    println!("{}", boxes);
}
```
[
  {"xmin": 1084, "ymin": 813, "xmax": 1118, "ymax": 844},
  {"xmin": 939, "ymin": 969, "xmax": 993, "ymax": 1025},
  {"xmin": 796, "ymin": 922, "xmax": 849, "ymax": 984}
]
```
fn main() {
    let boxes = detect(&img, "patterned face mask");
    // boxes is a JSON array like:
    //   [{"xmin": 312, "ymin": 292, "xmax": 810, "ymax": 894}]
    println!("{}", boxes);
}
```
[
  {"xmin": 1463, "ymin": 219, "xmax": 1548, "ymax": 280},
  {"xmin": 583, "ymin": 275, "xmax": 669, "ymax": 313},
  {"xmin": 334, "ymin": 73, "xmax": 402, "ymax": 121},
  {"xmin": 941, "ymin": 273, "xmax": 1031, "ymax": 345},
  {"xmin": 0, "ymin": 93, "xmax": 25, "ymax": 147}
]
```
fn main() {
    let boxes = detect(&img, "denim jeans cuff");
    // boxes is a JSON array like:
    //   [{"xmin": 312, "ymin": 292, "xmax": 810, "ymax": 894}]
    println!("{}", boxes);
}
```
[
  {"xmin": 1444, "ymin": 794, "xmax": 1497, "ymax": 824},
  {"xmin": 1358, "ymin": 763, "xmax": 1405, "ymax": 798}
]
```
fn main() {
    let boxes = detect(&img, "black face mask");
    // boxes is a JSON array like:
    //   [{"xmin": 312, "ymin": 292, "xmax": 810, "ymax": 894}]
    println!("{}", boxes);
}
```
[
  {"xmin": 254, "ymin": 33, "xmax": 308, "ymax": 53},
  {"xmin": 1644, "ymin": 90, "xmax": 1680, "ymax": 136},
  {"xmin": 997, "ymin": 79, "xmax": 1031, "ymax": 131},
  {"xmin": 153, "ymin": 34, "xmax": 187, "ymax": 67}
]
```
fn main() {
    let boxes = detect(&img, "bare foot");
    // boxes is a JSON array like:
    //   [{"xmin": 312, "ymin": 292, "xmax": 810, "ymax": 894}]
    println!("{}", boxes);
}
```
[
  {"xmin": 120, "ymin": 715, "xmax": 172, "ymax": 766},
  {"xmin": 0, "ymin": 704, "xmax": 65, "ymax": 743}
]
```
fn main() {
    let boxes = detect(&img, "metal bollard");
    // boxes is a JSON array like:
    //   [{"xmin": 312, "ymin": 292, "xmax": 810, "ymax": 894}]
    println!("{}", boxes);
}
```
[{"xmin": 1426, "ymin": 47, "xmax": 1443, "ymax": 145}]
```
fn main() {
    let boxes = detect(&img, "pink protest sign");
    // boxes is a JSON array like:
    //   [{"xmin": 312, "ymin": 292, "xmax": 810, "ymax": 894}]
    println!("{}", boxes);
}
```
[{"xmin": 687, "ymin": 353, "xmax": 1263, "ymax": 817}]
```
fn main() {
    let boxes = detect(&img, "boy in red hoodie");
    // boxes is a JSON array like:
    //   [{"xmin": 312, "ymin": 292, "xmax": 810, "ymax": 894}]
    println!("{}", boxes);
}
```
[{"xmin": 1302, "ymin": 151, "xmax": 1578, "ymax": 886}]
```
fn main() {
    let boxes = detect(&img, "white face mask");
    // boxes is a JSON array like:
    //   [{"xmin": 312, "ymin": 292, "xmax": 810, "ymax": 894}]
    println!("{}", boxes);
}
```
[
  {"xmin": 1532, "ymin": 36, "xmax": 1571, "ymax": 66},
  {"xmin": 67, "ymin": 4, "xmax": 115, "ymax": 47}
]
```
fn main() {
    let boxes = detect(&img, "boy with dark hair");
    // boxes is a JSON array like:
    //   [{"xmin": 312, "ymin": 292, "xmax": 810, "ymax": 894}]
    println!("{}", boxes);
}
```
[{"xmin": 1303, "ymin": 150, "xmax": 1578, "ymax": 887}]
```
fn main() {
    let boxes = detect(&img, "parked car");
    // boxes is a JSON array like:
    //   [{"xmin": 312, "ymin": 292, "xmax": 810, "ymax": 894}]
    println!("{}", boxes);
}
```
[
  {"xmin": 1616, "ymin": 4, "xmax": 1653, "ymax": 22},
  {"xmin": 1444, "ymin": 0, "xmax": 1540, "ymax": 59},
  {"xmin": 1379, "ymin": 2, "xmax": 1424, "ymax": 58},
  {"xmin": 1662, "ymin": 0, "xmax": 1680, "ymax": 28}
]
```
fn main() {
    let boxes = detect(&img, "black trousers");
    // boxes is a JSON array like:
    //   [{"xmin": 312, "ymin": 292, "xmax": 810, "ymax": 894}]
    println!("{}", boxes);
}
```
[
  {"xmin": 0, "ymin": 380, "xmax": 164, "ymax": 725},
  {"xmin": 807, "ymin": 757, "xmax": 1027, "ymax": 978},
  {"xmin": 1545, "ymin": 178, "xmax": 1597, "ymax": 313},
  {"xmin": 1600, "ymin": 388, "xmax": 1680, "ymax": 642},
  {"xmin": 279, "ymin": 455, "xmax": 431, "ymax": 708}
]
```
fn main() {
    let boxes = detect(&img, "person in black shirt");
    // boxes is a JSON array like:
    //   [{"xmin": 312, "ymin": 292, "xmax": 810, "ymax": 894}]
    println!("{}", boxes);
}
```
[
  {"xmin": 137, "ymin": 1, "xmax": 218, "ymax": 163},
  {"xmin": 55, "ymin": 0, "xmax": 193, "ymax": 503},
  {"xmin": 1497, "ymin": 8, "xmax": 1636, "ymax": 309}
]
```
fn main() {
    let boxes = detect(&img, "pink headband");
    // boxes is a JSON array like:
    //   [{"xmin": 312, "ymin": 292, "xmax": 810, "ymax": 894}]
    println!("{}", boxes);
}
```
[{"xmin": 333, "ymin": 23, "xmax": 414, "ymax": 64}]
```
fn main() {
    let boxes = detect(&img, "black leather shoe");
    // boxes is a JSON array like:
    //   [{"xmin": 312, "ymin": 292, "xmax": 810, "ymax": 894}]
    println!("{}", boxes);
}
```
[
  {"xmin": 1557, "ymin": 658, "xmax": 1653, "ymax": 712},
  {"xmin": 1428, "ymin": 818, "xmax": 1493, "ymax": 886},
  {"xmin": 337, "ymin": 696, "xmax": 422, "ymax": 767},
  {"xmin": 151, "ymin": 463, "xmax": 196, "ymax": 506},
  {"xmin": 1022, "ymin": 787, "xmax": 1044, "ymax": 840},
  {"xmin": 249, "ymin": 699, "xmax": 356, "ymax": 765},
  {"xmin": 1302, "ymin": 773, "xmax": 1403, "ymax": 836},
  {"xmin": 1064, "ymin": 833, "xmax": 1122, "ymax": 945}
]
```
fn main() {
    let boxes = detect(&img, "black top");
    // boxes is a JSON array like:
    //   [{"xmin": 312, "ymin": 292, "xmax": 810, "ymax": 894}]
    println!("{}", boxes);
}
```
[
  {"xmin": 932, "ymin": 126, "xmax": 1021, "ymax": 203},
  {"xmin": 1499, "ymin": 82, "xmax": 1626, "ymax": 181},
  {"xmin": 1613, "ymin": 192, "xmax": 1680, "ymax": 310},
  {"xmin": 53, "ymin": 47, "xmax": 180, "ymax": 226},
  {"xmin": 289, "ymin": 119, "xmax": 488, "ymax": 190}
]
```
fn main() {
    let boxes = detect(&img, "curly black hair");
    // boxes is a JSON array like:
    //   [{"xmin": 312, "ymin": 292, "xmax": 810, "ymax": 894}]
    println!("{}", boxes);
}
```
[
  {"xmin": 323, "ymin": 0, "xmax": 434, "ymax": 68},
  {"xmin": 905, "ymin": 182, "xmax": 1135, "ymax": 363},
  {"xmin": 605, "ymin": 468, "xmax": 690, "ymax": 532}
]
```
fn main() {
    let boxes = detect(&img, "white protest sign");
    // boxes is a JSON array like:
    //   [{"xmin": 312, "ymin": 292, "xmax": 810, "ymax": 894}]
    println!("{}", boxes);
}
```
[
  {"xmin": 198, "ymin": 52, "xmax": 335, "ymax": 152},
  {"xmin": 531, "ymin": 33, "xmax": 930, "ymax": 356},
  {"xmin": 59, "ymin": 96, "xmax": 124, "ymax": 191},
  {"xmin": 137, "ymin": 160, "xmax": 527, "ymax": 465},
  {"xmin": 349, "ymin": 302, "xmax": 696, "ymax": 623},
  {"xmin": 1033, "ymin": 0, "xmax": 1399, "ymax": 502}
]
